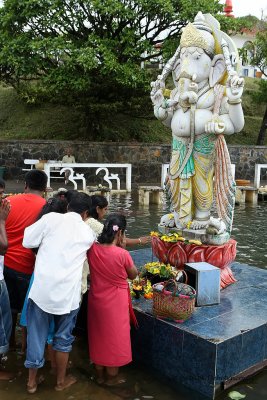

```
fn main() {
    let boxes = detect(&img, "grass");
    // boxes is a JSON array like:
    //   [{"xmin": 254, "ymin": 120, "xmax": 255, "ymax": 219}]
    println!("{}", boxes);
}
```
[{"xmin": 0, "ymin": 78, "xmax": 265, "ymax": 144}]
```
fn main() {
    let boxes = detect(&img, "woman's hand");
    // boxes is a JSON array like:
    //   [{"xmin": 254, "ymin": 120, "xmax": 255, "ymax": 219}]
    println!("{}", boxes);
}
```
[
  {"xmin": 0, "ymin": 199, "xmax": 11, "ymax": 222},
  {"xmin": 138, "ymin": 236, "xmax": 151, "ymax": 245}
]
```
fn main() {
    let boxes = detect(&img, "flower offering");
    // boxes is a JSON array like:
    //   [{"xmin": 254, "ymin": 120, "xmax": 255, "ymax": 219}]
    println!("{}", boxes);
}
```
[
  {"xmin": 150, "ymin": 231, "xmax": 202, "ymax": 245},
  {"xmin": 140, "ymin": 261, "xmax": 177, "ymax": 285}
]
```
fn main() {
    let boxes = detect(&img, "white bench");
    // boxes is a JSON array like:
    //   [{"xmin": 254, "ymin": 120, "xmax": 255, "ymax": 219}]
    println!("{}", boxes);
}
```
[
  {"xmin": 254, "ymin": 164, "xmax": 267, "ymax": 188},
  {"xmin": 22, "ymin": 160, "xmax": 65, "ymax": 181},
  {"xmin": 22, "ymin": 159, "xmax": 39, "ymax": 171}
]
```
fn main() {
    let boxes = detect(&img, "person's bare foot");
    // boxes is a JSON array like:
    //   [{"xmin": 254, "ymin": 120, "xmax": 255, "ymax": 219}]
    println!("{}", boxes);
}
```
[
  {"xmin": 0, "ymin": 371, "xmax": 15, "ymax": 381},
  {"xmin": 27, "ymin": 375, "xmax": 45, "ymax": 394},
  {"xmin": 55, "ymin": 374, "xmax": 77, "ymax": 391},
  {"xmin": 96, "ymin": 377, "xmax": 105, "ymax": 385},
  {"xmin": 105, "ymin": 376, "xmax": 126, "ymax": 386},
  {"xmin": 50, "ymin": 360, "xmax": 72, "ymax": 375}
]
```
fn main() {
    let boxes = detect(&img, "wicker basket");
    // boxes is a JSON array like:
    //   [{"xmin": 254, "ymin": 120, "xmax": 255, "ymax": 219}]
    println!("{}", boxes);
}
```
[{"xmin": 152, "ymin": 279, "xmax": 196, "ymax": 323}]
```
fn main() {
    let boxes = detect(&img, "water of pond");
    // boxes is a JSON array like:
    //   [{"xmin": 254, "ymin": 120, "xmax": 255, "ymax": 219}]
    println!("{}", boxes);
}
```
[
  {"xmin": 1, "ymin": 194, "xmax": 266, "ymax": 400},
  {"xmin": 109, "ymin": 193, "xmax": 267, "ymax": 270}
]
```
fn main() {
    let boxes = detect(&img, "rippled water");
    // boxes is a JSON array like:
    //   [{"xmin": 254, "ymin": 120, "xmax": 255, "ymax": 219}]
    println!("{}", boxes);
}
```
[
  {"xmin": 109, "ymin": 193, "xmax": 267, "ymax": 270},
  {"xmin": 1, "ymin": 194, "xmax": 266, "ymax": 400},
  {"xmin": 231, "ymin": 203, "xmax": 267, "ymax": 269}
]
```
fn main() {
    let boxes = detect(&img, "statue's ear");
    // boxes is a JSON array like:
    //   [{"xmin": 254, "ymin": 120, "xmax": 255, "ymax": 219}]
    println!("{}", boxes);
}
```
[{"xmin": 209, "ymin": 54, "xmax": 226, "ymax": 87}]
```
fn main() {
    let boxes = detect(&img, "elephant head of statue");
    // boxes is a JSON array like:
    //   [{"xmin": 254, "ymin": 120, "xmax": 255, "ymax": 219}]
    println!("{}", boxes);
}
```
[
  {"xmin": 172, "ymin": 14, "xmax": 227, "ymax": 90},
  {"xmin": 150, "ymin": 11, "xmax": 242, "ymax": 108}
]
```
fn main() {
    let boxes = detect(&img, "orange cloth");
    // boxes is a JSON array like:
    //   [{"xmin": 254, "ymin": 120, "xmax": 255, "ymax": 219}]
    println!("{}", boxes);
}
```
[
  {"xmin": 4, "ymin": 194, "xmax": 46, "ymax": 274},
  {"xmin": 87, "ymin": 243, "xmax": 134, "ymax": 367}
]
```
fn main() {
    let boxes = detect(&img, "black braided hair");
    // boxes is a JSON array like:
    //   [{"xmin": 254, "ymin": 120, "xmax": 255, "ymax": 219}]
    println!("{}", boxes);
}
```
[{"xmin": 98, "ymin": 213, "xmax": 126, "ymax": 244}]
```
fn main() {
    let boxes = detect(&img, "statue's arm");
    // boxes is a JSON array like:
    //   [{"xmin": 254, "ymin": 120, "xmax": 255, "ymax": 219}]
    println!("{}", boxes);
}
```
[
  {"xmin": 151, "ymin": 87, "xmax": 174, "ymax": 128},
  {"xmin": 227, "ymin": 101, "xmax": 245, "ymax": 133},
  {"xmin": 219, "ymin": 97, "xmax": 244, "ymax": 134},
  {"xmin": 154, "ymin": 104, "xmax": 173, "ymax": 128},
  {"xmin": 224, "ymin": 73, "xmax": 245, "ymax": 133}
]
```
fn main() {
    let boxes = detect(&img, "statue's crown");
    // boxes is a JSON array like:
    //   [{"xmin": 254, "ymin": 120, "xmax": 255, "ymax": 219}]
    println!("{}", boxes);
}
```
[{"xmin": 180, "ymin": 12, "xmax": 215, "ymax": 57}]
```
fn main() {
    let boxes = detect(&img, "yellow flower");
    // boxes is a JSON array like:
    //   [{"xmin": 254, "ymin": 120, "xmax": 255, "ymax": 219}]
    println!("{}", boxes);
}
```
[
  {"xmin": 188, "ymin": 239, "xmax": 202, "ymax": 245},
  {"xmin": 163, "ymin": 88, "xmax": 171, "ymax": 98},
  {"xmin": 187, "ymin": 221, "xmax": 192, "ymax": 229},
  {"xmin": 150, "ymin": 231, "xmax": 159, "ymax": 237}
]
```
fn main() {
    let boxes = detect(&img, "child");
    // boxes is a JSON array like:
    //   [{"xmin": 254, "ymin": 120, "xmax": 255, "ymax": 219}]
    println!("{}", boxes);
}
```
[
  {"xmin": 87, "ymin": 195, "xmax": 151, "ymax": 246},
  {"xmin": 84, "ymin": 195, "xmax": 108, "ymax": 237},
  {"xmin": 87, "ymin": 213, "xmax": 138, "ymax": 385}
]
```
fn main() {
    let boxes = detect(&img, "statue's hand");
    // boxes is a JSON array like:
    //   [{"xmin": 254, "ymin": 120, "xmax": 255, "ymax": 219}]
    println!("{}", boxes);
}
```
[
  {"xmin": 189, "ymin": 81, "xmax": 198, "ymax": 93},
  {"xmin": 180, "ymin": 91, "xmax": 198, "ymax": 104},
  {"xmin": 150, "ymin": 88, "xmax": 164, "ymax": 107},
  {"xmin": 205, "ymin": 120, "xmax": 225, "ymax": 134},
  {"xmin": 150, "ymin": 75, "xmax": 165, "ymax": 103},
  {"xmin": 226, "ymin": 72, "xmax": 244, "ymax": 102}
]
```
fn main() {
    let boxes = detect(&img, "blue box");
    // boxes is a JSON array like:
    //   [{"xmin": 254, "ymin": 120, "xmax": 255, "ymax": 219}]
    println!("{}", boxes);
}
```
[{"xmin": 184, "ymin": 262, "xmax": 220, "ymax": 306}]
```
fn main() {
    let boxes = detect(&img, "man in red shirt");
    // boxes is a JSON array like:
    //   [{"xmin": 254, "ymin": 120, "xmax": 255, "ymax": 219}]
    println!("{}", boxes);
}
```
[{"xmin": 4, "ymin": 169, "xmax": 47, "ymax": 347}]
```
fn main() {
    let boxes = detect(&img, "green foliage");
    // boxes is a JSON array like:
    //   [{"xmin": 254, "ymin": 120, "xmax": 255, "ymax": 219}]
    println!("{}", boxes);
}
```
[
  {"xmin": 217, "ymin": 15, "xmax": 250, "ymax": 36},
  {"xmin": 0, "ymin": 0, "xmax": 227, "ymax": 135},
  {"xmin": 237, "ymin": 15, "xmax": 267, "ymax": 31},
  {"xmin": 250, "ymin": 30, "xmax": 267, "ymax": 76},
  {"xmin": 252, "ymin": 80, "xmax": 267, "ymax": 104},
  {"xmin": 0, "ymin": 82, "xmax": 171, "ymax": 141},
  {"xmin": 0, "ymin": 77, "xmax": 264, "ymax": 144},
  {"xmin": 242, "ymin": 31, "xmax": 267, "ymax": 145},
  {"xmin": 225, "ymin": 78, "xmax": 267, "ymax": 146}
]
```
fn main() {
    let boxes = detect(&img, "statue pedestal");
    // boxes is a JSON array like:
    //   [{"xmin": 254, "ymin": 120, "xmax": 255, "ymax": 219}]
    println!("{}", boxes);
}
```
[{"xmin": 151, "ymin": 236, "xmax": 237, "ymax": 289}]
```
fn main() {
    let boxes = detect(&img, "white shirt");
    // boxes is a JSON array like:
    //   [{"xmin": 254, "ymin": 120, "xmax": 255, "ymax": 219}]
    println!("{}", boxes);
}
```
[
  {"xmin": 0, "ymin": 255, "xmax": 4, "ymax": 280},
  {"xmin": 62, "ymin": 155, "xmax": 75, "ymax": 163},
  {"xmin": 23, "ymin": 212, "xmax": 95, "ymax": 314}
]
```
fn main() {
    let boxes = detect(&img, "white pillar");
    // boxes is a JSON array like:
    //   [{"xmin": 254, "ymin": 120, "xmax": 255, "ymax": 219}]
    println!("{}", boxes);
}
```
[{"xmin": 126, "ymin": 165, "xmax": 132, "ymax": 191}]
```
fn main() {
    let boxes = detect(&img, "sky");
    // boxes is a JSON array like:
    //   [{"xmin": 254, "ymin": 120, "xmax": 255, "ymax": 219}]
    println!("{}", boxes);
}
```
[
  {"xmin": 0, "ymin": 0, "xmax": 266, "ymax": 19},
  {"xmin": 224, "ymin": 0, "xmax": 267, "ymax": 19}
]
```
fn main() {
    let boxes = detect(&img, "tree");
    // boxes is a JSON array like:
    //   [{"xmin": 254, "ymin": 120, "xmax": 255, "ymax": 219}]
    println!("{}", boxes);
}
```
[
  {"xmin": 249, "ymin": 30, "xmax": 267, "ymax": 145},
  {"xmin": 253, "ymin": 80, "xmax": 267, "ymax": 146},
  {"xmin": 249, "ymin": 30, "xmax": 267, "ymax": 77},
  {"xmin": 0, "ymin": 0, "xmax": 235, "ymax": 137}
]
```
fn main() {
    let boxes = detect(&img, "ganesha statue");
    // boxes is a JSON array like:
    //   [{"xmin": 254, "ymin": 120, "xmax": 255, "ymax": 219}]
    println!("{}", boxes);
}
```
[{"xmin": 151, "ymin": 12, "xmax": 244, "ymax": 243}]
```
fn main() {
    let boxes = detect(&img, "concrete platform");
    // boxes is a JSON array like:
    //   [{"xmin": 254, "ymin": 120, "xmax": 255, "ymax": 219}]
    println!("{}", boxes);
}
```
[
  {"xmin": 130, "ymin": 248, "xmax": 267, "ymax": 399},
  {"xmin": 236, "ymin": 186, "xmax": 258, "ymax": 204},
  {"xmin": 138, "ymin": 186, "xmax": 164, "ymax": 205}
]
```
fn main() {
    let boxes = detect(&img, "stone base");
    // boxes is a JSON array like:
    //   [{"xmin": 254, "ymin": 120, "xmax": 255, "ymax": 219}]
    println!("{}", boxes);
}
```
[
  {"xmin": 130, "ymin": 248, "xmax": 267, "ymax": 399},
  {"xmin": 152, "ymin": 236, "xmax": 237, "ymax": 289}
]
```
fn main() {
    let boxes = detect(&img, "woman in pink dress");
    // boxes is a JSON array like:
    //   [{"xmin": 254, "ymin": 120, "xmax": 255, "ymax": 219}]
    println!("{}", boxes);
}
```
[{"xmin": 87, "ymin": 213, "xmax": 138, "ymax": 385}]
